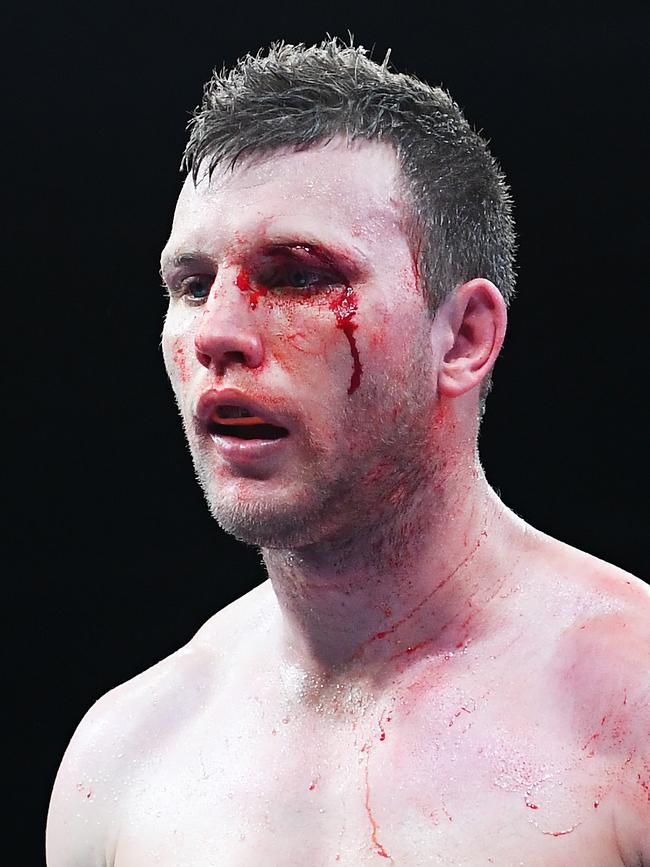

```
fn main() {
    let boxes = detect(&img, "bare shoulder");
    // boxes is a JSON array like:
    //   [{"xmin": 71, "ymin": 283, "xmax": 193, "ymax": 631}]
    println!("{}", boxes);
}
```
[
  {"xmin": 534, "ymin": 534, "xmax": 650, "ymax": 863},
  {"xmin": 46, "ymin": 580, "xmax": 273, "ymax": 867},
  {"xmin": 534, "ymin": 533, "xmax": 649, "ymax": 718}
]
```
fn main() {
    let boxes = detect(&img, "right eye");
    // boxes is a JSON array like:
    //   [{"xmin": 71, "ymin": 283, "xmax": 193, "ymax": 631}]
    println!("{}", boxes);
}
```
[{"xmin": 178, "ymin": 275, "xmax": 214, "ymax": 303}]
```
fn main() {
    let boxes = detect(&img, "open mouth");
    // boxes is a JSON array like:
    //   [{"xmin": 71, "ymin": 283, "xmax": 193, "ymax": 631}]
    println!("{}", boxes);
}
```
[{"xmin": 207, "ymin": 405, "xmax": 289, "ymax": 441}]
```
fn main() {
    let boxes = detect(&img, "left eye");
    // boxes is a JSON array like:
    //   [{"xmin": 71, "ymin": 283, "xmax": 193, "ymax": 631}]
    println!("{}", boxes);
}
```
[
  {"xmin": 285, "ymin": 268, "xmax": 320, "ymax": 289},
  {"xmin": 262, "ymin": 266, "xmax": 338, "ymax": 295}
]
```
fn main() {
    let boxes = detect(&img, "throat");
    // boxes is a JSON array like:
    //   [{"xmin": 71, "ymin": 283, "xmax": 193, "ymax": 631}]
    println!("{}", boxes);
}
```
[{"xmin": 263, "ymin": 481, "xmax": 517, "ymax": 685}]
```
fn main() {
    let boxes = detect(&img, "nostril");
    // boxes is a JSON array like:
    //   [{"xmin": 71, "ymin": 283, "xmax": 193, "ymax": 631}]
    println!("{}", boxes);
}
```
[
  {"xmin": 195, "ymin": 348, "xmax": 212, "ymax": 369},
  {"xmin": 222, "ymin": 350, "xmax": 247, "ymax": 366}
]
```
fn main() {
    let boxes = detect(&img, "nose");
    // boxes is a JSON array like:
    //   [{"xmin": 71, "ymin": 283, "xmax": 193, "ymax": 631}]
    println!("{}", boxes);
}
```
[{"xmin": 194, "ymin": 274, "xmax": 264, "ymax": 373}]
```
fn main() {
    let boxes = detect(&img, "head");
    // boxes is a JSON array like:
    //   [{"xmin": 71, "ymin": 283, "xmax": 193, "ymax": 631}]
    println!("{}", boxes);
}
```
[{"xmin": 160, "ymin": 38, "xmax": 515, "ymax": 550}]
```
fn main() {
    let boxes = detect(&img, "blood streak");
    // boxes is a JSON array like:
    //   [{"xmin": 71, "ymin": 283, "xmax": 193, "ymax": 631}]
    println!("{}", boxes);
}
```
[
  {"xmin": 377, "ymin": 710, "xmax": 393, "ymax": 742},
  {"xmin": 362, "ymin": 747, "xmax": 392, "ymax": 860},
  {"xmin": 329, "ymin": 287, "xmax": 362, "ymax": 395},
  {"xmin": 236, "ymin": 268, "xmax": 267, "ymax": 310}
]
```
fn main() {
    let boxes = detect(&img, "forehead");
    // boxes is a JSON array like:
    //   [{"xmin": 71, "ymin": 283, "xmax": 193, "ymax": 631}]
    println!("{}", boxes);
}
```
[{"xmin": 162, "ymin": 138, "xmax": 407, "ymax": 262}]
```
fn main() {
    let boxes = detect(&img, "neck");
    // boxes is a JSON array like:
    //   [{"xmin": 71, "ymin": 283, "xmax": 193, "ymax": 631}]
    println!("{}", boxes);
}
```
[{"xmin": 263, "ymin": 451, "xmax": 525, "ymax": 696}]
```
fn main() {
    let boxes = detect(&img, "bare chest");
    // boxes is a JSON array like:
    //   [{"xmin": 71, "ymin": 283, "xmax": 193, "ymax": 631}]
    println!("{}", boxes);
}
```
[{"xmin": 113, "ymin": 663, "xmax": 628, "ymax": 866}]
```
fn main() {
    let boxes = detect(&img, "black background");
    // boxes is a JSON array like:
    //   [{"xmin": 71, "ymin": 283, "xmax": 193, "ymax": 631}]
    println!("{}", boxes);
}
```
[{"xmin": 7, "ymin": 1, "xmax": 648, "ymax": 862}]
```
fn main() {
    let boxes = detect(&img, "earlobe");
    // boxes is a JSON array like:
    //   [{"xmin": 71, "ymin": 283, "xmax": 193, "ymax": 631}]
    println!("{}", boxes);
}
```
[{"xmin": 437, "ymin": 279, "xmax": 507, "ymax": 399}]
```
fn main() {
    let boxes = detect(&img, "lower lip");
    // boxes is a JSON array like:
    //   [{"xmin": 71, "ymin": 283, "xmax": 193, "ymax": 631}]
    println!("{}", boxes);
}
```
[{"xmin": 209, "ymin": 432, "xmax": 290, "ymax": 463}]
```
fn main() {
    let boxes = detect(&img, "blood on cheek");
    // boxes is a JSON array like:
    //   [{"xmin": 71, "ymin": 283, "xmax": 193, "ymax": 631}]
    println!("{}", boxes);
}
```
[
  {"xmin": 236, "ymin": 268, "xmax": 363, "ymax": 395},
  {"xmin": 171, "ymin": 337, "xmax": 189, "ymax": 383},
  {"xmin": 329, "ymin": 287, "xmax": 363, "ymax": 395}
]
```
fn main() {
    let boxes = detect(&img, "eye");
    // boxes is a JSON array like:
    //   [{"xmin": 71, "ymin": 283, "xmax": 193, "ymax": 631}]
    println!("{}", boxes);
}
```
[
  {"xmin": 178, "ymin": 275, "xmax": 214, "ymax": 303},
  {"xmin": 260, "ymin": 263, "xmax": 342, "ymax": 296}
]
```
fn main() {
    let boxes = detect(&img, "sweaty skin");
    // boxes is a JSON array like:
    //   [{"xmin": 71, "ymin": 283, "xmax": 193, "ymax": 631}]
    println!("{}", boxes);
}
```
[{"xmin": 47, "ymin": 140, "xmax": 650, "ymax": 867}]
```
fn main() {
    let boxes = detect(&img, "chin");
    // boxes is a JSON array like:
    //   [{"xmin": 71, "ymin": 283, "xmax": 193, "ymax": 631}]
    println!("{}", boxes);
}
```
[{"xmin": 206, "ymin": 493, "xmax": 329, "ymax": 549}]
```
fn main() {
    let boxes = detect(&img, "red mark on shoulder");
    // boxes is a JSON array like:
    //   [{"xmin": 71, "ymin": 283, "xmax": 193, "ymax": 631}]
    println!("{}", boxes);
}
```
[
  {"xmin": 75, "ymin": 783, "xmax": 94, "ymax": 801},
  {"xmin": 378, "ymin": 709, "xmax": 392, "ymax": 742},
  {"xmin": 448, "ymin": 703, "xmax": 473, "ymax": 728},
  {"xmin": 329, "ymin": 287, "xmax": 362, "ymax": 395}
]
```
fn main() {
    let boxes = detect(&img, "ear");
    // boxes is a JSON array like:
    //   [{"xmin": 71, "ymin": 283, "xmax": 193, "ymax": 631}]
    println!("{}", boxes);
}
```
[{"xmin": 437, "ymin": 278, "xmax": 507, "ymax": 399}]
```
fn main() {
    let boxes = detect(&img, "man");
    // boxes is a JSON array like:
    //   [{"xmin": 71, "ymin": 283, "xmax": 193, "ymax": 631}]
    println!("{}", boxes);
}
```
[{"xmin": 47, "ymin": 39, "xmax": 649, "ymax": 866}]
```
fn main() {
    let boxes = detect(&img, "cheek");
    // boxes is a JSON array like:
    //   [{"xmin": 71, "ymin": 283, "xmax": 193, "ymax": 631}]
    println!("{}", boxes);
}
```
[
  {"xmin": 267, "ymin": 303, "xmax": 314, "ymax": 363},
  {"xmin": 265, "ymin": 302, "xmax": 338, "ymax": 374},
  {"xmin": 171, "ymin": 337, "xmax": 190, "ymax": 384},
  {"xmin": 367, "ymin": 315, "xmax": 390, "ymax": 353},
  {"xmin": 162, "ymin": 317, "xmax": 193, "ymax": 386}
]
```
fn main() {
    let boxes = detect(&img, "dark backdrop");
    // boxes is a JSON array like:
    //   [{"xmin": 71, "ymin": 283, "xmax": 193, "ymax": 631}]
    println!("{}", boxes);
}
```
[{"xmin": 7, "ymin": 1, "xmax": 648, "ymax": 863}]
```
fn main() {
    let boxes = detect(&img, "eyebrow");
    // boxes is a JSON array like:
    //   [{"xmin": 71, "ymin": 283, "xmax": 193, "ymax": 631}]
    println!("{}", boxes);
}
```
[{"xmin": 160, "ymin": 250, "xmax": 215, "ymax": 275}]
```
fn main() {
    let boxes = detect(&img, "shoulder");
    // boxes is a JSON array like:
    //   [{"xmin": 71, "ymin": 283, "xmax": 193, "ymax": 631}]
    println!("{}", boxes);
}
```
[
  {"xmin": 46, "ymin": 641, "xmax": 213, "ymax": 866},
  {"xmin": 540, "ymin": 539, "xmax": 649, "ymax": 734},
  {"xmin": 46, "ymin": 581, "xmax": 273, "ymax": 866},
  {"xmin": 539, "ymin": 542, "xmax": 649, "ymax": 864}
]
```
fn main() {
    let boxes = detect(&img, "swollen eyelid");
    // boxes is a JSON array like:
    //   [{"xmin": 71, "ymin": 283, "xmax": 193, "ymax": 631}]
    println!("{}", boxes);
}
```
[{"xmin": 264, "ymin": 266, "xmax": 342, "ymax": 292}]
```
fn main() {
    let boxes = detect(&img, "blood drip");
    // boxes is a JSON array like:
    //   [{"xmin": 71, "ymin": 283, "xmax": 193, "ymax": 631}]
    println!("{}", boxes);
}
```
[
  {"xmin": 363, "ymin": 747, "xmax": 391, "ymax": 860},
  {"xmin": 329, "ymin": 287, "xmax": 362, "ymax": 395},
  {"xmin": 236, "ymin": 268, "xmax": 267, "ymax": 310}
]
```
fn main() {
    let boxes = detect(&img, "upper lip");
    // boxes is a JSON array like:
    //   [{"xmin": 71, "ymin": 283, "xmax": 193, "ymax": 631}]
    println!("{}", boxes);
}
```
[{"xmin": 195, "ymin": 388, "xmax": 291, "ymax": 433}]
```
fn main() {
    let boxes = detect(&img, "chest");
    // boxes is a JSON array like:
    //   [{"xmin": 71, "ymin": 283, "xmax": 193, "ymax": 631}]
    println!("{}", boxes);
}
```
[{"xmin": 113, "ymin": 677, "xmax": 625, "ymax": 866}]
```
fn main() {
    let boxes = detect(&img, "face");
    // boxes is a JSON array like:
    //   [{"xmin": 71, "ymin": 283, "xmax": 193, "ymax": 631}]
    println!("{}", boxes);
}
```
[{"xmin": 160, "ymin": 139, "xmax": 441, "ymax": 549}]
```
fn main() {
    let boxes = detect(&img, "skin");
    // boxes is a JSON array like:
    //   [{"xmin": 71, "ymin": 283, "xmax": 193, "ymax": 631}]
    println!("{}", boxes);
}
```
[{"xmin": 47, "ymin": 139, "xmax": 650, "ymax": 866}]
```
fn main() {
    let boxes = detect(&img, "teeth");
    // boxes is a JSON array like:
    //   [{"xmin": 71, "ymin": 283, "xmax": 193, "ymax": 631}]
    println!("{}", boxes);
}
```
[{"xmin": 215, "ymin": 405, "xmax": 252, "ymax": 419}]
